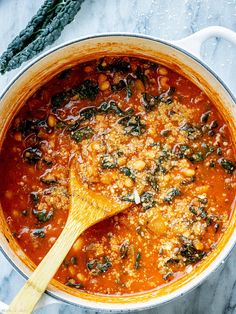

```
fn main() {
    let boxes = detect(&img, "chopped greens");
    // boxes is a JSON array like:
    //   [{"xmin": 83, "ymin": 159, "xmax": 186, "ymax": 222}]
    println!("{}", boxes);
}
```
[
  {"xmin": 51, "ymin": 80, "xmax": 98, "ymax": 111},
  {"xmin": 87, "ymin": 256, "xmax": 112, "ymax": 276},
  {"xmin": 51, "ymin": 91, "xmax": 69, "ymax": 111},
  {"xmin": 23, "ymin": 147, "xmax": 42, "ymax": 165},
  {"xmin": 100, "ymin": 154, "xmax": 117, "ymax": 169},
  {"xmin": 146, "ymin": 175, "xmax": 159, "ymax": 191},
  {"xmin": 121, "ymin": 193, "xmax": 135, "ymax": 203},
  {"xmin": 163, "ymin": 188, "xmax": 181, "ymax": 204},
  {"xmin": 166, "ymin": 258, "xmax": 180, "ymax": 264},
  {"xmin": 209, "ymin": 120, "xmax": 218, "ymax": 129},
  {"xmin": 198, "ymin": 195, "xmax": 208, "ymax": 204},
  {"xmin": 86, "ymin": 259, "xmax": 97, "ymax": 270},
  {"xmin": 214, "ymin": 223, "xmax": 220, "ymax": 232},
  {"xmin": 208, "ymin": 130, "xmax": 215, "ymax": 137},
  {"xmin": 172, "ymin": 144, "xmax": 191, "ymax": 159},
  {"xmin": 97, "ymin": 58, "xmax": 130, "ymax": 72},
  {"xmin": 140, "ymin": 192, "xmax": 156, "ymax": 211},
  {"xmin": 160, "ymin": 129, "xmax": 171, "ymax": 137},
  {"xmin": 119, "ymin": 115, "xmax": 145, "ymax": 136},
  {"xmin": 216, "ymin": 147, "xmax": 222, "ymax": 156},
  {"xmin": 199, "ymin": 206, "xmax": 207, "ymax": 219},
  {"xmin": 120, "ymin": 167, "xmax": 135, "ymax": 180},
  {"xmin": 66, "ymin": 280, "xmax": 83, "ymax": 289},
  {"xmin": 109, "ymin": 59, "xmax": 131, "ymax": 72},
  {"xmin": 67, "ymin": 121, "xmax": 81, "ymax": 132},
  {"xmin": 159, "ymin": 87, "xmax": 175, "ymax": 104},
  {"xmin": 99, "ymin": 100, "xmax": 128, "ymax": 116},
  {"xmin": 126, "ymin": 76, "xmax": 135, "ymax": 99},
  {"xmin": 179, "ymin": 237, "xmax": 206, "ymax": 264},
  {"xmin": 30, "ymin": 192, "xmax": 40, "ymax": 206},
  {"xmin": 181, "ymin": 176, "xmax": 196, "ymax": 185},
  {"xmin": 200, "ymin": 111, "xmax": 211, "ymax": 123},
  {"xmin": 32, "ymin": 228, "xmax": 45, "ymax": 238},
  {"xmin": 42, "ymin": 159, "xmax": 53, "ymax": 167},
  {"xmin": 189, "ymin": 152, "xmax": 204, "ymax": 163},
  {"xmin": 120, "ymin": 240, "xmax": 129, "ymax": 259},
  {"xmin": 189, "ymin": 205, "xmax": 198, "ymax": 215},
  {"xmin": 111, "ymin": 80, "xmax": 126, "ymax": 92},
  {"xmin": 135, "ymin": 65, "xmax": 148, "ymax": 85},
  {"xmin": 209, "ymin": 160, "xmax": 216, "ymax": 168},
  {"xmin": 19, "ymin": 119, "xmax": 38, "ymax": 136},
  {"xmin": 111, "ymin": 78, "xmax": 135, "ymax": 100},
  {"xmin": 75, "ymin": 80, "xmax": 98, "ymax": 100},
  {"xmin": 135, "ymin": 252, "xmax": 141, "ymax": 269},
  {"xmin": 32, "ymin": 208, "xmax": 53, "ymax": 222},
  {"xmin": 202, "ymin": 143, "xmax": 215, "ymax": 157},
  {"xmin": 219, "ymin": 158, "xmax": 236, "ymax": 175},
  {"xmin": 79, "ymin": 106, "xmax": 97, "ymax": 120},
  {"xmin": 96, "ymin": 257, "xmax": 112, "ymax": 273},
  {"xmin": 71, "ymin": 126, "xmax": 94, "ymax": 143},
  {"xmin": 71, "ymin": 256, "xmax": 77, "ymax": 265},
  {"xmin": 180, "ymin": 122, "xmax": 202, "ymax": 140},
  {"xmin": 141, "ymin": 92, "xmax": 158, "ymax": 111}
]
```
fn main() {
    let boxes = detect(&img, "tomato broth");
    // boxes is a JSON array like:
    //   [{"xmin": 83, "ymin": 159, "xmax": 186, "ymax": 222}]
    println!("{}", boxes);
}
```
[{"xmin": 0, "ymin": 56, "xmax": 235, "ymax": 295}]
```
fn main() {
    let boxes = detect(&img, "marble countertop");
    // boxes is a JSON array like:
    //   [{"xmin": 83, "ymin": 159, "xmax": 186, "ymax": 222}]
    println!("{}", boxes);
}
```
[{"xmin": 0, "ymin": 0, "xmax": 236, "ymax": 313}]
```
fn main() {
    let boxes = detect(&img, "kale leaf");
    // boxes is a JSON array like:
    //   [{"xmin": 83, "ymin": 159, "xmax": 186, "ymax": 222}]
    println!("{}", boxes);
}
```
[
  {"xmin": 135, "ymin": 252, "xmax": 141, "ymax": 269},
  {"xmin": 141, "ymin": 93, "xmax": 159, "ymax": 112},
  {"xmin": 79, "ymin": 106, "xmax": 97, "ymax": 120},
  {"xmin": 219, "ymin": 158, "xmax": 236, "ymax": 175},
  {"xmin": 179, "ymin": 237, "xmax": 206, "ymax": 264},
  {"xmin": 66, "ymin": 280, "xmax": 83, "ymax": 289},
  {"xmin": 23, "ymin": 146, "xmax": 42, "ymax": 165},
  {"xmin": 32, "ymin": 208, "xmax": 54, "ymax": 222},
  {"xmin": 120, "ymin": 240, "xmax": 129, "ymax": 259},
  {"xmin": 119, "ymin": 115, "xmax": 145, "ymax": 136},
  {"xmin": 180, "ymin": 122, "xmax": 202, "ymax": 140},
  {"xmin": 120, "ymin": 167, "xmax": 135, "ymax": 180},
  {"xmin": 87, "ymin": 256, "xmax": 112, "ymax": 276},
  {"xmin": 74, "ymin": 80, "xmax": 98, "ymax": 100},
  {"xmin": 163, "ymin": 188, "xmax": 181, "ymax": 204},
  {"xmin": 51, "ymin": 80, "xmax": 98, "ymax": 111},
  {"xmin": 146, "ymin": 175, "xmax": 159, "ymax": 191},
  {"xmin": 140, "ymin": 192, "xmax": 156, "ymax": 211},
  {"xmin": 98, "ymin": 100, "xmax": 130, "ymax": 116},
  {"xmin": 121, "ymin": 193, "xmax": 136, "ymax": 203},
  {"xmin": 30, "ymin": 192, "xmax": 40, "ymax": 206},
  {"xmin": 71, "ymin": 126, "xmax": 94, "ymax": 143},
  {"xmin": 0, "ymin": 0, "xmax": 85, "ymax": 74},
  {"xmin": 32, "ymin": 228, "xmax": 45, "ymax": 238},
  {"xmin": 100, "ymin": 154, "xmax": 117, "ymax": 169}
]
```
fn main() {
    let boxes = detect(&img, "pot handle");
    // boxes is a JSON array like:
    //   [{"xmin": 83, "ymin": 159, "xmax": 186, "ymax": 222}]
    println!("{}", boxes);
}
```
[
  {"xmin": 0, "ymin": 294, "xmax": 62, "ymax": 312},
  {"xmin": 172, "ymin": 26, "xmax": 236, "ymax": 60}
]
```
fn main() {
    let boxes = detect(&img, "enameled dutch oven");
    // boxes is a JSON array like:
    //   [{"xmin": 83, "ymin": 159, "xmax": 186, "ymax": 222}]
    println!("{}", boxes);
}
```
[{"xmin": 1, "ymin": 26, "xmax": 236, "ymax": 312}]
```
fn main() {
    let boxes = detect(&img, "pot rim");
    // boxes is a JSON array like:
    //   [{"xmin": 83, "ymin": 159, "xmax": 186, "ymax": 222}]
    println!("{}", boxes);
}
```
[{"xmin": 1, "ymin": 32, "xmax": 236, "ymax": 312}]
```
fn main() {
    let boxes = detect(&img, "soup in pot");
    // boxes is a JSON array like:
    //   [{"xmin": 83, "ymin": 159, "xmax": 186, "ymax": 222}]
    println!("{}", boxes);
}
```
[{"xmin": 0, "ymin": 56, "xmax": 235, "ymax": 295}]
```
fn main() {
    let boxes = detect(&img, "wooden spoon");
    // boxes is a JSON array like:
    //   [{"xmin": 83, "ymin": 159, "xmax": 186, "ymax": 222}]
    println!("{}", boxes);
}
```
[{"xmin": 7, "ymin": 160, "xmax": 130, "ymax": 313}]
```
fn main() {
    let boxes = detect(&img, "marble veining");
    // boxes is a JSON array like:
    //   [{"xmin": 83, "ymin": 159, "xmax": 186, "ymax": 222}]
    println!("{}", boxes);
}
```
[{"xmin": 0, "ymin": 0, "xmax": 236, "ymax": 313}]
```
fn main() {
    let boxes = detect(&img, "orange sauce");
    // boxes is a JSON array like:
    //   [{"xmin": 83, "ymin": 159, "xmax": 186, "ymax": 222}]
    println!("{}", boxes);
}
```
[{"xmin": 0, "ymin": 56, "xmax": 235, "ymax": 295}]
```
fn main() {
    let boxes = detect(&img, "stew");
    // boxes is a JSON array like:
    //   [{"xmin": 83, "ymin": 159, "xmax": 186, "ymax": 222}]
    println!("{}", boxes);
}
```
[{"xmin": 0, "ymin": 56, "xmax": 235, "ymax": 295}]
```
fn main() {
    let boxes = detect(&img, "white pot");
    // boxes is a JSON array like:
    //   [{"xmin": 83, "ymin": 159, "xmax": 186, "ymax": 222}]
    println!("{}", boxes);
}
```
[{"xmin": 1, "ymin": 26, "xmax": 236, "ymax": 312}]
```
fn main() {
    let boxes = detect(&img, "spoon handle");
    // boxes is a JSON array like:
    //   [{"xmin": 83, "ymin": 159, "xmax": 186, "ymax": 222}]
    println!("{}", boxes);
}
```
[{"xmin": 6, "ymin": 219, "xmax": 84, "ymax": 314}]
